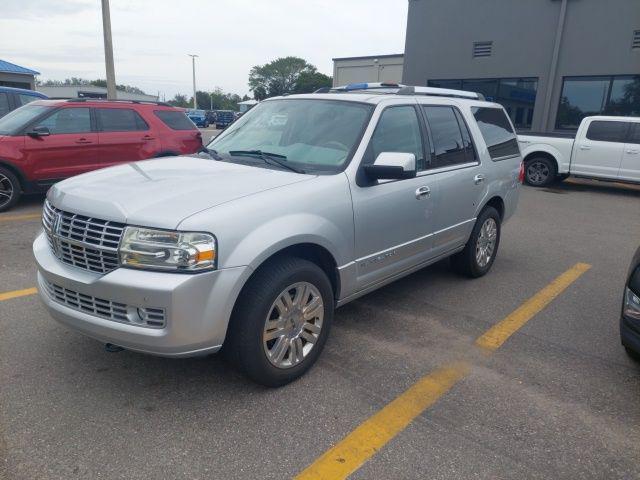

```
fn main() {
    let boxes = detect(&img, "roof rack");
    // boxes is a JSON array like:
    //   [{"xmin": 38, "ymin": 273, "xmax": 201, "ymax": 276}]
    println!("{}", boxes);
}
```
[
  {"xmin": 397, "ymin": 86, "xmax": 485, "ymax": 100},
  {"xmin": 316, "ymin": 82, "xmax": 485, "ymax": 101},
  {"xmin": 59, "ymin": 98, "xmax": 171, "ymax": 107}
]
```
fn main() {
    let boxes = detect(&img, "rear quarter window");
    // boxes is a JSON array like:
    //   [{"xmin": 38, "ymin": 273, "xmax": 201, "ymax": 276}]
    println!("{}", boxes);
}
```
[
  {"xmin": 472, "ymin": 107, "xmax": 520, "ymax": 160},
  {"xmin": 154, "ymin": 110, "xmax": 196, "ymax": 130}
]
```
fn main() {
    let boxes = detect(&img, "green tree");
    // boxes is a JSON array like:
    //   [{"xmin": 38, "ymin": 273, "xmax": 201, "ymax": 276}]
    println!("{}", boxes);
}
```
[
  {"xmin": 293, "ymin": 71, "xmax": 332, "ymax": 94},
  {"xmin": 37, "ymin": 77, "xmax": 147, "ymax": 95},
  {"xmin": 168, "ymin": 93, "xmax": 189, "ymax": 108},
  {"xmin": 190, "ymin": 88, "xmax": 243, "ymax": 111},
  {"xmin": 248, "ymin": 56, "xmax": 317, "ymax": 100}
]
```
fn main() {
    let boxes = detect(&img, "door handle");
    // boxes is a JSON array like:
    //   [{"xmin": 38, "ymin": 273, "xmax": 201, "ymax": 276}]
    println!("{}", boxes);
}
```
[
  {"xmin": 142, "ymin": 135, "xmax": 156, "ymax": 140},
  {"xmin": 75, "ymin": 138, "xmax": 92, "ymax": 144},
  {"xmin": 626, "ymin": 149, "xmax": 639, "ymax": 154},
  {"xmin": 415, "ymin": 186, "xmax": 431, "ymax": 199},
  {"xmin": 579, "ymin": 145, "xmax": 591, "ymax": 150},
  {"xmin": 474, "ymin": 174, "xmax": 485, "ymax": 185}
]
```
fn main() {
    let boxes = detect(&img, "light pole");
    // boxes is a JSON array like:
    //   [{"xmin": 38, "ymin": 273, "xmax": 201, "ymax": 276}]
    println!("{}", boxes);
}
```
[
  {"xmin": 101, "ymin": 0, "xmax": 117, "ymax": 99},
  {"xmin": 210, "ymin": 92, "xmax": 213, "ymax": 111},
  {"xmin": 187, "ymin": 54, "xmax": 198, "ymax": 109}
]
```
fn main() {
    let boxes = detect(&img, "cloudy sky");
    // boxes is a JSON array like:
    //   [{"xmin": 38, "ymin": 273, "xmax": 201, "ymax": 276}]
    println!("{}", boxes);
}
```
[{"xmin": 1, "ymin": 0, "xmax": 408, "ymax": 100}]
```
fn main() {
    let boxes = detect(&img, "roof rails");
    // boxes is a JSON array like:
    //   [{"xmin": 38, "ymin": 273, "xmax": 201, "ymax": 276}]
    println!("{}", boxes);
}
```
[
  {"xmin": 59, "ymin": 98, "xmax": 171, "ymax": 107},
  {"xmin": 397, "ymin": 86, "xmax": 485, "ymax": 100},
  {"xmin": 316, "ymin": 82, "xmax": 485, "ymax": 101}
]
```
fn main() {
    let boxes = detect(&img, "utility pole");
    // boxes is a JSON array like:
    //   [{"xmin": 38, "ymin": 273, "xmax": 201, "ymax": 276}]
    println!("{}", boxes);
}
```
[
  {"xmin": 187, "ymin": 54, "xmax": 198, "ymax": 109},
  {"xmin": 101, "ymin": 0, "xmax": 117, "ymax": 100}
]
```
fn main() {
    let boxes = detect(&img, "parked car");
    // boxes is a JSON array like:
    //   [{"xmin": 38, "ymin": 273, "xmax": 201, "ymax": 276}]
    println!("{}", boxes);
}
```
[
  {"xmin": 214, "ymin": 110, "xmax": 235, "ymax": 129},
  {"xmin": 205, "ymin": 110, "xmax": 217, "ymax": 125},
  {"xmin": 622, "ymin": 245, "xmax": 640, "ymax": 361},
  {"xmin": 519, "ymin": 116, "xmax": 640, "ymax": 186},
  {"xmin": 0, "ymin": 99, "xmax": 202, "ymax": 211},
  {"xmin": 0, "ymin": 86, "xmax": 48, "ymax": 118},
  {"xmin": 34, "ymin": 83, "xmax": 522, "ymax": 386},
  {"xmin": 186, "ymin": 109, "xmax": 209, "ymax": 128}
]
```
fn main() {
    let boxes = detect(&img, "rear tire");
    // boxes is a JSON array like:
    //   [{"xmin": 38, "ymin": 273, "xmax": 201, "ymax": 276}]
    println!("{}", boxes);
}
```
[
  {"xmin": 451, "ymin": 206, "xmax": 501, "ymax": 278},
  {"xmin": 524, "ymin": 157, "xmax": 557, "ymax": 187},
  {"xmin": 0, "ymin": 166, "xmax": 21, "ymax": 213},
  {"xmin": 224, "ymin": 256, "xmax": 334, "ymax": 387}
]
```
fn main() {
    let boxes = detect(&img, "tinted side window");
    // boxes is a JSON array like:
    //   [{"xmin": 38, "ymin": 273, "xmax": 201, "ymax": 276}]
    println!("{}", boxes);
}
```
[
  {"xmin": 154, "ymin": 110, "xmax": 196, "ymax": 130},
  {"xmin": 472, "ymin": 107, "xmax": 519, "ymax": 159},
  {"xmin": 0, "ymin": 93, "xmax": 10, "ymax": 117},
  {"xmin": 423, "ymin": 106, "xmax": 467, "ymax": 167},
  {"xmin": 36, "ymin": 108, "xmax": 91, "ymax": 134},
  {"xmin": 628, "ymin": 124, "xmax": 640, "ymax": 144},
  {"xmin": 97, "ymin": 108, "xmax": 148, "ymax": 132},
  {"xmin": 369, "ymin": 106, "xmax": 425, "ymax": 170},
  {"xmin": 585, "ymin": 121, "xmax": 628, "ymax": 142}
]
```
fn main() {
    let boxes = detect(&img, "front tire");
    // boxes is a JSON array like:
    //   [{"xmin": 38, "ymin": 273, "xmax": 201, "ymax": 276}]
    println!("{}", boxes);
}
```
[
  {"xmin": 451, "ymin": 206, "xmax": 501, "ymax": 278},
  {"xmin": 524, "ymin": 157, "xmax": 557, "ymax": 187},
  {"xmin": 0, "ymin": 166, "xmax": 21, "ymax": 213},
  {"xmin": 225, "ymin": 256, "xmax": 334, "ymax": 387}
]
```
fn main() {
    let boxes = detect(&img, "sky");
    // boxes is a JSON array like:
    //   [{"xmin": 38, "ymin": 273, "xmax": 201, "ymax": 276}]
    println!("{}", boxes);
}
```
[{"xmin": 1, "ymin": 0, "xmax": 408, "ymax": 100}]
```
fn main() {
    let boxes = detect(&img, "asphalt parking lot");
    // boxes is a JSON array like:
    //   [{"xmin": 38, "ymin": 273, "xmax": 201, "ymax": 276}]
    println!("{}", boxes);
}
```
[{"xmin": 1, "ymin": 179, "xmax": 640, "ymax": 479}]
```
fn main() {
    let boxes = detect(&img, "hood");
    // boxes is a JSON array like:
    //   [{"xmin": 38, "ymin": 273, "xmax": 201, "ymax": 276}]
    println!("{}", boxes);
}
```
[{"xmin": 48, "ymin": 156, "xmax": 314, "ymax": 229}]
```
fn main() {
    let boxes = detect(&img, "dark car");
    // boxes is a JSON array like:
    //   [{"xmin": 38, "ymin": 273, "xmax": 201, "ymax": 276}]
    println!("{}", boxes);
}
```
[
  {"xmin": 0, "ymin": 99, "xmax": 202, "ymax": 211},
  {"xmin": 0, "ymin": 86, "xmax": 48, "ymax": 118},
  {"xmin": 621, "ymin": 245, "xmax": 640, "ymax": 361},
  {"xmin": 214, "ymin": 110, "xmax": 235, "ymax": 129},
  {"xmin": 205, "ymin": 110, "xmax": 217, "ymax": 124}
]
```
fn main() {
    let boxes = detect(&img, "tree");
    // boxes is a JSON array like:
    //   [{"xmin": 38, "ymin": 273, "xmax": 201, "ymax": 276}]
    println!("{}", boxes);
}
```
[
  {"xmin": 168, "ymin": 93, "xmax": 189, "ymax": 108},
  {"xmin": 248, "ymin": 56, "xmax": 317, "ymax": 100},
  {"xmin": 37, "ymin": 77, "xmax": 147, "ymax": 95},
  {"xmin": 293, "ymin": 71, "xmax": 332, "ymax": 94}
]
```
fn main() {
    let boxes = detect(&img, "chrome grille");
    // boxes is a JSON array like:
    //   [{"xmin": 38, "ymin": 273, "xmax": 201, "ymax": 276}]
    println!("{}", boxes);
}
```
[
  {"xmin": 43, "ymin": 280, "xmax": 166, "ymax": 328},
  {"xmin": 43, "ymin": 200, "xmax": 125, "ymax": 274}
]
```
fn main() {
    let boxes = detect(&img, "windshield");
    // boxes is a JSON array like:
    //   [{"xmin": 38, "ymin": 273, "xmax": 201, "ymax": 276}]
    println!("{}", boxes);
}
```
[
  {"xmin": 0, "ymin": 104, "xmax": 52, "ymax": 135},
  {"xmin": 208, "ymin": 99, "xmax": 373, "ymax": 172}
]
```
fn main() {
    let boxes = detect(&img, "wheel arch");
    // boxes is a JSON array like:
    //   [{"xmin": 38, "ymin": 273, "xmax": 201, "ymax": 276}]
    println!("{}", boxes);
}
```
[
  {"xmin": 481, "ymin": 195, "xmax": 505, "ymax": 221},
  {"xmin": 523, "ymin": 150, "xmax": 559, "ymax": 173},
  {"xmin": 0, "ymin": 160, "xmax": 26, "ymax": 191}
]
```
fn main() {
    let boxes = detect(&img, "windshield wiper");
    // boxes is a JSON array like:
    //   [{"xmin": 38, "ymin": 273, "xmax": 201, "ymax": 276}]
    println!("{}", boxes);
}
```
[
  {"xmin": 228, "ymin": 150, "xmax": 306, "ymax": 174},
  {"xmin": 200, "ymin": 146, "xmax": 224, "ymax": 160}
]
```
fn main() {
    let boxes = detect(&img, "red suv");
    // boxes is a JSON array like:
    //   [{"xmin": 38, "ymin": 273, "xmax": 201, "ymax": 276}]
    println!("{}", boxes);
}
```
[{"xmin": 0, "ymin": 99, "xmax": 203, "ymax": 211}]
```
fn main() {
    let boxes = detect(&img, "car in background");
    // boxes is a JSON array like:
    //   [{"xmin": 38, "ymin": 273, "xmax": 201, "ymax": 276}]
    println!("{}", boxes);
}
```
[
  {"xmin": 0, "ymin": 86, "xmax": 48, "ymax": 118},
  {"xmin": 518, "ymin": 116, "xmax": 640, "ymax": 186},
  {"xmin": 0, "ymin": 99, "xmax": 202, "ymax": 211},
  {"xmin": 621, "ymin": 245, "xmax": 640, "ymax": 361},
  {"xmin": 185, "ymin": 109, "xmax": 209, "ymax": 128},
  {"xmin": 214, "ymin": 110, "xmax": 235, "ymax": 129},
  {"xmin": 205, "ymin": 110, "xmax": 217, "ymax": 125}
]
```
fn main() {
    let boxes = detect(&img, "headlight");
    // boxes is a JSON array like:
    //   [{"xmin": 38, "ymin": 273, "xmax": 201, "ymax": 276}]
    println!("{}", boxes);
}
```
[
  {"xmin": 119, "ymin": 227, "xmax": 216, "ymax": 272},
  {"xmin": 624, "ymin": 287, "xmax": 640, "ymax": 321}
]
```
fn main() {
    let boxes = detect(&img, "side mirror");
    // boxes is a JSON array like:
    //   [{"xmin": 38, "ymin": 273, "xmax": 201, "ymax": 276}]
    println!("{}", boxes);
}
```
[
  {"xmin": 364, "ymin": 152, "xmax": 417, "ymax": 180},
  {"xmin": 27, "ymin": 126, "xmax": 51, "ymax": 137}
]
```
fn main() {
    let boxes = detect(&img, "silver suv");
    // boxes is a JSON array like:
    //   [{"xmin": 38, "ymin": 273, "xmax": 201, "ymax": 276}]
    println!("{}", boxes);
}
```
[{"xmin": 34, "ymin": 84, "xmax": 522, "ymax": 386}]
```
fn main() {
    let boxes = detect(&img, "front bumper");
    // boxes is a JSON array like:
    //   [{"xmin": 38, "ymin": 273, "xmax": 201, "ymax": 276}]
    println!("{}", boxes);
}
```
[
  {"xmin": 34, "ymin": 232, "xmax": 251, "ymax": 357},
  {"xmin": 621, "ymin": 315, "xmax": 640, "ymax": 355}
]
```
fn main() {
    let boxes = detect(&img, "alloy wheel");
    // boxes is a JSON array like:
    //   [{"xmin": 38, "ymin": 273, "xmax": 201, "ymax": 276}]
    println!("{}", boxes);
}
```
[
  {"xmin": 262, "ymin": 282, "xmax": 324, "ymax": 369},
  {"xmin": 475, "ymin": 218, "xmax": 497, "ymax": 268},
  {"xmin": 0, "ymin": 173, "xmax": 14, "ymax": 209},
  {"xmin": 526, "ymin": 161, "xmax": 550, "ymax": 185}
]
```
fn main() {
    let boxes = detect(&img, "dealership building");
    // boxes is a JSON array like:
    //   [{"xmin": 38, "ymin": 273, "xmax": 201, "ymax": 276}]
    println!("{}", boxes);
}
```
[{"xmin": 334, "ymin": 0, "xmax": 639, "ymax": 132}]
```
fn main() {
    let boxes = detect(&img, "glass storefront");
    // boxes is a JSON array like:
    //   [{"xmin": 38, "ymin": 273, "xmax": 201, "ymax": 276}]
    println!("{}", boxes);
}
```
[{"xmin": 556, "ymin": 75, "xmax": 640, "ymax": 129}]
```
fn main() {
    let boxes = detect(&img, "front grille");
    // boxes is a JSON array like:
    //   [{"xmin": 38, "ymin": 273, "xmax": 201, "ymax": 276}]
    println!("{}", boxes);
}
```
[
  {"xmin": 43, "ymin": 280, "xmax": 166, "ymax": 328},
  {"xmin": 43, "ymin": 200, "xmax": 125, "ymax": 274}
]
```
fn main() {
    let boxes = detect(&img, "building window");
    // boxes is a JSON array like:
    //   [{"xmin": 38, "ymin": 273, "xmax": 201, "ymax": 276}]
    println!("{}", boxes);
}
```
[
  {"xmin": 556, "ymin": 75, "xmax": 640, "ymax": 129},
  {"xmin": 428, "ymin": 77, "xmax": 538, "ymax": 130}
]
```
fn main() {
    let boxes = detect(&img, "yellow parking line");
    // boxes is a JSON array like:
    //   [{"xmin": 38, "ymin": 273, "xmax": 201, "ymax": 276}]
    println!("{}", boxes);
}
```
[
  {"xmin": 475, "ymin": 262, "xmax": 591, "ymax": 351},
  {"xmin": 295, "ymin": 262, "xmax": 591, "ymax": 480},
  {"xmin": 0, "ymin": 213, "xmax": 41, "ymax": 222},
  {"xmin": 295, "ymin": 362, "xmax": 470, "ymax": 480},
  {"xmin": 0, "ymin": 287, "xmax": 38, "ymax": 302}
]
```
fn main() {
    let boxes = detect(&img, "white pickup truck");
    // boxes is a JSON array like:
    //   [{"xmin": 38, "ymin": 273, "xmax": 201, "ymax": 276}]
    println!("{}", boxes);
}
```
[{"xmin": 519, "ymin": 116, "xmax": 640, "ymax": 186}]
